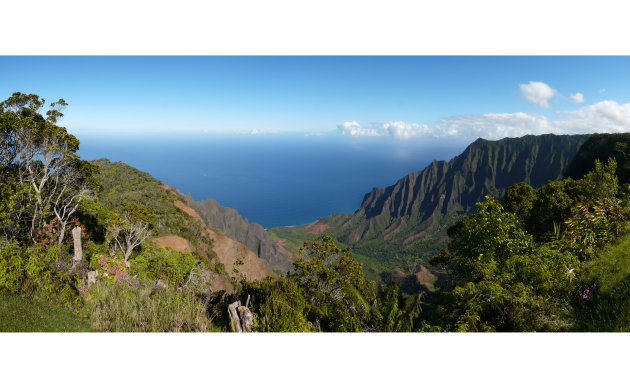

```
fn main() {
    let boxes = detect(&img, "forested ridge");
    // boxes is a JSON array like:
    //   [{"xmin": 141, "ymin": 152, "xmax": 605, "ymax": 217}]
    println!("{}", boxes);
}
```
[{"xmin": 2, "ymin": 91, "xmax": 630, "ymax": 332}]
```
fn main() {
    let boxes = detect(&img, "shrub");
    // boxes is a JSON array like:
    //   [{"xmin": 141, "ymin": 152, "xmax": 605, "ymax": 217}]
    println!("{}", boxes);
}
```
[
  {"xmin": 0, "ymin": 241, "xmax": 26, "ymax": 294},
  {"xmin": 243, "ymin": 275, "xmax": 313, "ymax": 332},
  {"xmin": 0, "ymin": 241, "xmax": 82, "ymax": 309},
  {"xmin": 22, "ymin": 244, "xmax": 83, "ymax": 309},
  {"xmin": 214, "ymin": 261, "xmax": 226, "ymax": 275},
  {"xmin": 130, "ymin": 242, "xmax": 196, "ymax": 288},
  {"xmin": 85, "ymin": 281, "xmax": 212, "ymax": 332}
]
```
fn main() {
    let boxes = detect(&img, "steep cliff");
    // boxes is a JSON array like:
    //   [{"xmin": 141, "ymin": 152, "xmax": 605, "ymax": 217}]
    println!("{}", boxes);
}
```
[
  {"xmin": 184, "ymin": 195, "xmax": 293, "ymax": 273},
  {"xmin": 324, "ymin": 134, "xmax": 590, "ymax": 266}
]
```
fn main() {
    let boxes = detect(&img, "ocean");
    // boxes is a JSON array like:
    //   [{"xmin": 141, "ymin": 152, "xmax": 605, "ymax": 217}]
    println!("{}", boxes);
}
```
[{"xmin": 76, "ymin": 133, "xmax": 467, "ymax": 228}]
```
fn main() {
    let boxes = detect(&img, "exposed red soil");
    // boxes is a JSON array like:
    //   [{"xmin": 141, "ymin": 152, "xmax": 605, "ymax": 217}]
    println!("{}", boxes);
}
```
[
  {"xmin": 154, "ymin": 235, "xmax": 196, "ymax": 252},
  {"xmin": 305, "ymin": 218, "xmax": 332, "ymax": 234},
  {"xmin": 205, "ymin": 228, "xmax": 275, "ymax": 281},
  {"xmin": 173, "ymin": 200, "xmax": 203, "ymax": 222}
]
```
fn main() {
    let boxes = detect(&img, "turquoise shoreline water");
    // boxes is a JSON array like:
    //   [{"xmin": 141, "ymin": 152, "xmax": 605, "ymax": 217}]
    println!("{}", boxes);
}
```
[{"xmin": 76, "ymin": 134, "xmax": 466, "ymax": 228}]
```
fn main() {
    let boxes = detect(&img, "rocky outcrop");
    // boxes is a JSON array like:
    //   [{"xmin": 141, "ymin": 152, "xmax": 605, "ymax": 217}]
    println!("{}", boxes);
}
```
[{"xmin": 184, "ymin": 195, "xmax": 293, "ymax": 273}]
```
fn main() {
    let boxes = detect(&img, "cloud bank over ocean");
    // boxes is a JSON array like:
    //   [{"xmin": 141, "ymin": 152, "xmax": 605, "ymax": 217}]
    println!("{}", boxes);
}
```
[{"xmin": 339, "ymin": 81, "xmax": 630, "ymax": 141}]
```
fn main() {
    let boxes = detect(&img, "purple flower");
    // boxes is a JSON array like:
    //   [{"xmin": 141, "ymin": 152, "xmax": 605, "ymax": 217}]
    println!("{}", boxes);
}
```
[{"xmin": 581, "ymin": 284, "xmax": 597, "ymax": 300}]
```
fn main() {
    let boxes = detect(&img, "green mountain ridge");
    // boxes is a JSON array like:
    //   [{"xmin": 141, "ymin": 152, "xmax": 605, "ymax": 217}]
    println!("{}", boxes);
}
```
[
  {"xmin": 564, "ymin": 133, "xmax": 630, "ymax": 184},
  {"xmin": 342, "ymin": 134, "xmax": 589, "ymax": 238},
  {"xmin": 273, "ymin": 134, "xmax": 591, "ymax": 277}
]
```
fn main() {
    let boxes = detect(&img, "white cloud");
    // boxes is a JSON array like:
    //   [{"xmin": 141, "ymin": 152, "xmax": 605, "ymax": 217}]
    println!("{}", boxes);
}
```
[
  {"xmin": 599, "ymin": 88, "xmax": 607, "ymax": 93},
  {"xmin": 519, "ymin": 81, "xmax": 557, "ymax": 108},
  {"xmin": 570, "ymin": 92, "xmax": 584, "ymax": 104},
  {"xmin": 383, "ymin": 121, "xmax": 433, "ymax": 139},
  {"xmin": 339, "ymin": 100, "xmax": 630, "ymax": 141},
  {"xmin": 435, "ymin": 112, "xmax": 553, "ymax": 139},
  {"xmin": 338, "ymin": 121, "xmax": 384, "ymax": 137},
  {"xmin": 557, "ymin": 100, "xmax": 630, "ymax": 133},
  {"xmin": 338, "ymin": 114, "xmax": 553, "ymax": 140}
]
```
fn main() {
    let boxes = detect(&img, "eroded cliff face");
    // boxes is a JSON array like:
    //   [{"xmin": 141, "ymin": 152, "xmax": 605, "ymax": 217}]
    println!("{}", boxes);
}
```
[
  {"xmin": 334, "ymin": 134, "xmax": 590, "ymax": 246},
  {"xmin": 184, "ymin": 196, "xmax": 293, "ymax": 273}
]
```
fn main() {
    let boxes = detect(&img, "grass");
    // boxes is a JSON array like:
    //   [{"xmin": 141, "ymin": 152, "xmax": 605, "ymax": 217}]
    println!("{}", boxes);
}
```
[
  {"xmin": 0, "ymin": 294, "xmax": 92, "ymax": 332},
  {"xmin": 85, "ymin": 281, "xmax": 219, "ymax": 332},
  {"xmin": 576, "ymin": 230, "xmax": 630, "ymax": 331},
  {"xmin": 585, "ymin": 230, "xmax": 630, "ymax": 294}
]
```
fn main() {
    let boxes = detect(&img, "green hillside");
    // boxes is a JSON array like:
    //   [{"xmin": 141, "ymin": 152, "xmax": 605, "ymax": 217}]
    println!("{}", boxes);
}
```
[{"xmin": 273, "ymin": 134, "xmax": 589, "ymax": 281}]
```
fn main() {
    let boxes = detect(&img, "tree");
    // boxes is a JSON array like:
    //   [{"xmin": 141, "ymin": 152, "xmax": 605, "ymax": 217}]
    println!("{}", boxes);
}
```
[
  {"xmin": 445, "ymin": 196, "xmax": 578, "ymax": 331},
  {"xmin": 448, "ymin": 196, "xmax": 534, "ymax": 282},
  {"xmin": 0, "ymin": 92, "xmax": 97, "ymax": 245},
  {"xmin": 51, "ymin": 158, "xmax": 100, "ymax": 247},
  {"xmin": 291, "ymin": 235, "xmax": 379, "ymax": 332},
  {"xmin": 503, "ymin": 182, "xmax": 536, "ymax": 222},
  {"xmin": 525, "ymin": 179, "xmax": 586, "ymax": 239},
  {"xmin": 242, "ymin": 275, "xmax": 313, "ymax": 332},
  {"xmin": 107, "ymin": 203, "xmax": 154, "ymax": 266}
]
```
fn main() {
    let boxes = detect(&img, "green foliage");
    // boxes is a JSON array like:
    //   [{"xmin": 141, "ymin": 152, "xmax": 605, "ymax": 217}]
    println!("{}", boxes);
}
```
[
  {"xmin": 445, "ymin": 242, "xmax": 578, "ymax": 332},
  {"xmin": 94, "ymin": 159, "xmax": 201, "ymax": 242},
  {"xmin": 243, "ymin": 275, "xmax": 313, "ymax": 332},
  {"xmin": 574, "ymin": 231, "xmax": 630, "ymax": 331},
  {"xmin": 291, "ymin": 235, "xmax": 380, "ymax": 332},
  {"xmin": 85, "ymin": 281, "xmax": 213, "ymax": 332},
  {"xmin": 525, "ymin": 178, "xmax": 586, "ymax": 238},
  {"xmin": 582, "ymin": 158, "xmax": 619, "ymax": 202},
  {"xmin": 503, "ymin": 182, "xmax": 536, "ymax": 221},
  {"xmin": 0, "ymin": 240, "xmax": 82, "ymax": 309},
  {"xmin": 0, "ymin": 92, "xmax": 98, "ymax": 245},
  {"xmin": 378, "ymin": 283, "xmax": 422, "ymax": 332},
  {"xmin": 0, "ymin": 241, "xmax": 26, "ymax": 293},
  {"xmin": 214, "ymin": 261, "xmax": 226, "ymax": 275},
  {"xmin": 130, "ymin": 242, "xmax": 197, "ymax": 288},
  {"xmin": 565, "ymin": 133, "xmax": 630, "ymax": 185},
  {"xmin": 436, "ymin": 154, "xmax": 630, "ymax": 332},
  {"xmin": 442, "ymin": 196, "xmax": 581, "ymax": 331},
  {"xmin": 448, "ymin": 196, "xmax": 534, "ymax": 281},
  {"xmin": 564, "ymin": 198, "xmax": 628, "ymax": 257}
]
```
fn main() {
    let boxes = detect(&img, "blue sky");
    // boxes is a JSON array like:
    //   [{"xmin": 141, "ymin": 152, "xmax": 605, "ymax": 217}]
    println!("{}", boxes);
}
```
[{"xmin": 2, "ymin": 56, "xmax": 630, "ymax": 140}]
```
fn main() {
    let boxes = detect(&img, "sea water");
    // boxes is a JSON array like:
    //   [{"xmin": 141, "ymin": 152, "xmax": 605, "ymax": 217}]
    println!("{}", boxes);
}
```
[{"xmin": 76, "ymin": 133, "xmax": 466, "ymax": 228}]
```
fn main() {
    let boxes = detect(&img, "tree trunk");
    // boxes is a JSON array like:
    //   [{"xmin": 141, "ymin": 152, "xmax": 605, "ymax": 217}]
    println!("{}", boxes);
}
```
[
  {"xmin": 228, "ymin": 298, "xmax": 254, "ymax": 332},
  {"xmin": 238, "ymin": 305, "xmax": 254, "ymax": 332},
  {"xmin": 123, "ymin": 245, "xmax": 133, "ymax": 267},
  {"xmin": 228, "ymin": 301, "xmax": 243, "ymax": 332},
  {"xmin": 72, "ymin": 226, "xmax": 82, "ymax": 262},
  {"xmin": 58, "ymin": 221, "xmax": 67, "ymax": 248}
]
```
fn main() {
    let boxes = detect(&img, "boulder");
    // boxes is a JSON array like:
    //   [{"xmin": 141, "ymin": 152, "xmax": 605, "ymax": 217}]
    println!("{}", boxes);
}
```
[
  {"xmin": 87, "ymin": 270, "xmax": 98, "ymax": 287},
  {"xmin": 154, "ymin": 279, "xmax": 168, "ymax": 289},
  {"xmin": 238, "ymin": 305, "xmax": 254, "ymax": 332}
]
